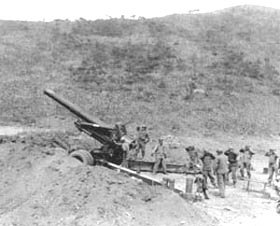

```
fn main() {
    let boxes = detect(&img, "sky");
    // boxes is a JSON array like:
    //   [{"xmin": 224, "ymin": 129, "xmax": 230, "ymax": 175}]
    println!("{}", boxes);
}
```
[{"xmin": 1, "ymin": 0, "xmax": 280, "ymax": 21}]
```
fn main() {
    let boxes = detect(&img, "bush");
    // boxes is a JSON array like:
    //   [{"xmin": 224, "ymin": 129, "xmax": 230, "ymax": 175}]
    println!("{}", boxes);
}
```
[
  {"xmin": 69, "ymin": 39, "xmax": 182, "ymax": 87},
  {"xmin": 212, "ymin": 50, "xmax": 265, "ymax": 79}
]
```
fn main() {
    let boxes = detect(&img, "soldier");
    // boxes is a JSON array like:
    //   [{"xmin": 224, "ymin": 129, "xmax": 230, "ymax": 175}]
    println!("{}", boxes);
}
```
[
  {"xmin": 214, "ymin": 150, "xmax": 228, "ymax": 198},
  {"xmin": 112, "ymin": 123, "xmax": 133, "ymax": 167},
  {"xmin": 265, "ymin": 149, "xmax": 278, "ymax": 185},
  {"xmin": 112, "ymin": 122, "xmax": 127, "ymax": 144},
  {"xmin": 200, "ymin": 150, "xmax": 217, "ymax": 187},
  {"xmin": 224, "ymin": 148, "xmax": 238, "ymax": 186},
  {"xmin": 152, "ymin": 138, "xmax": 167, "ymax": 174},
  {"xmin": 136, "ymin": 125, "xmax": 150, "ymax": 158},
  {"xmin": 185, "ymin": 146, "xmax": 202, "ymax": 172},
  {"xmin": 239, "ymin": 145, "xmax": 255, "ymax": 179},
  {"xmin": 194, "ymin": 172, "xmax": 210, "ymax": 200}
]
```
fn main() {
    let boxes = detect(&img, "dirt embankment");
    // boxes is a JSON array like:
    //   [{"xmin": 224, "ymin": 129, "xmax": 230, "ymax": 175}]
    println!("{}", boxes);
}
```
[{"xmin": 0, "ymin": 130, "xmax": 216, "ymax": 226}]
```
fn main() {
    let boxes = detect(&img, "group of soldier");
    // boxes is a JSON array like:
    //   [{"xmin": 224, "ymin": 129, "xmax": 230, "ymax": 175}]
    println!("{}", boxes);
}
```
[
  {"xmin": 185, "ymin": 145, "xmax": 280, "ymax": 199},
  {"xmin": 134, "ymin": 127, "xmax": 169, "ymax": 175},
  {"xmin": 113, "ymin": 123, "xmax": 150, "ymax": 167},
  {"xmin": 114, "ymin": 124, "xmax": 280, "ymax": 200},
  {"xmin": 115, "ymin": 124, "xmax": 167, "ymax": 175},
  {"xmin": 151, "ymin": 139, "xmax": 280, "ymax": 200}
]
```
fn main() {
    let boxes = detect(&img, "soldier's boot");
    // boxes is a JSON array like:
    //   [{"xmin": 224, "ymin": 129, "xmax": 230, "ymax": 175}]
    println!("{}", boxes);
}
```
[{"xmin": 203, "ymin": 190, "xmax": 209, "ymax": 200}]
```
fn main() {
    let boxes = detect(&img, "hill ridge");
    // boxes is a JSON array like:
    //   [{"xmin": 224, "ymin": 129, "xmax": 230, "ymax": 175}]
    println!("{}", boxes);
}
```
[{"xmin": 0, "ymin": 6, "xmax": 280, "ymax": 136}]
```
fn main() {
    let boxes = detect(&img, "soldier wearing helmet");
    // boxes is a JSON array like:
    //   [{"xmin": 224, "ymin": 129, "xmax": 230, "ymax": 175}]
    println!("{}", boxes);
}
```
[
  {"xmin": 152, "ymin": 137, "xmax": 167, "ymax": 174},
  {"xmin": 200, "ymin": 149, "xmax": 217, "ymax": 188},
  {"xmin": 112, "ymin": 122, "xmax": 129, "ymax": 167},
  {"xmin": 185, "ymin": 146, "xmax": 202, "ymax": 172},
  {"xmin": 136, "ymin": 124, "xmax": 150, "ymax": 158},
  {"xmin": 224, "ymin": 147, "xmax": 238, "ymax": 186},
  {"xmin": 215, "ymin": 149, "xmax": 228, "ymax": 198},
  {"xmin": 265, "ymin": 149, "xmax": 278, "ymax": 185},
  {"xmin": 239, "ymin": 145, "xmax": 255, "ymax": 179}
]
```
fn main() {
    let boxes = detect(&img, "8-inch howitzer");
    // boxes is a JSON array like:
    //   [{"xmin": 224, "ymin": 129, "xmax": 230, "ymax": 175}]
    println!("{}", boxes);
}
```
[
  {"xmin": 44, "ymin": 89, "xmax": 134, "ymax": 165},
  {"xmin": 44, "ymin": 89, "xmax": 187, "ymax": 174}
]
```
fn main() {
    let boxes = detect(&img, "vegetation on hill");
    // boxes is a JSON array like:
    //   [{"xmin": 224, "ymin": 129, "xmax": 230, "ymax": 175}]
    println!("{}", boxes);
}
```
[{"xmin": 1, "ymin": 5, "xmax": 280, "ymax": 136}]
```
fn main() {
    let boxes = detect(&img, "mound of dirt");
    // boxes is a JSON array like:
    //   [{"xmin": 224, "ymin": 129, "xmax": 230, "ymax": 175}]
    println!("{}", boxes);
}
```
[{"xmin": 0, "ymin": 133, "xmax": 216, "ymax": 226}]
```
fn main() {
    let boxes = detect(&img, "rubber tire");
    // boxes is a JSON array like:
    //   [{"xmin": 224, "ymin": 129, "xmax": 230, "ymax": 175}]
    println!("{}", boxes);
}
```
[{"xmin": 70, "ymin": 149, "xmax": 94, "ymax": 166}]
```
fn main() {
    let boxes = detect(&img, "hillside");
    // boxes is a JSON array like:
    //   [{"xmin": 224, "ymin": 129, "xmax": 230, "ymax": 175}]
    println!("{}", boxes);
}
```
[{"xmin": 1, "ymin": 5, "xmax": 280, "ymax": 136}]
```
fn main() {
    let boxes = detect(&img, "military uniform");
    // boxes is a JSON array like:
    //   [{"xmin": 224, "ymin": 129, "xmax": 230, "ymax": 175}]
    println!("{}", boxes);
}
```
[
  {"xmin": 215, "ymin": 150, "xmax": 228, "ymax": 198},
  {"xmin": 224, "ymin": 148, "xmax": 238, "ymax": 185},
  {"xmin": 200, "ymin": 150, "xmax": 216, "ymax": 187},
  {"xmin": 194, "ymin": 173, "xmax": 209, "ymax": 200},
  {"xmin": 136, "ymin": 126, "xmax": 150, "ymax": 158},
  {"xmin": 265, "ymin": 149, "xmax": 278, "ymax": 184},
  {"xmin": 152, "ymin": 139, "xmax": 167, "ymax": 174},
  {"xmin": 239, "ymin": 146, "xmax": 254, "ymax": 179},
  {"xmin": 120, "ymin": 135, "xmax": 131, "ymax": 167},
  {"xmin": 185, "ymin": 146, "xmax": 202, "ymax": 171},
  {"xmin": 112, "ymin": 123, "xmax": 130, "ymax": 167}
]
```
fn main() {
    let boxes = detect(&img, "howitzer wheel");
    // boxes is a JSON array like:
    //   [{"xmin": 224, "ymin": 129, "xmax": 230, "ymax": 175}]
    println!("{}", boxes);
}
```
[{"xmin": 70, "ymin": 149, "xmax": 94, "ymax": 166}]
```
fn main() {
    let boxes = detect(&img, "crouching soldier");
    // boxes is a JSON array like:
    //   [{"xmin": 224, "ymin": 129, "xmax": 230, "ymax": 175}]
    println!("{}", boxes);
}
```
[
  {"xmin": 194, "ymin": 172, "xmax": 210, "ymax": 201},
  {"xmin": 152, "ymin": 138, "xmax": 167, "ymax": 174}
]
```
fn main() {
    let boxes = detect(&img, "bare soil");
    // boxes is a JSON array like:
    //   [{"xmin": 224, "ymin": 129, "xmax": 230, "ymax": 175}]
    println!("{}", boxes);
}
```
[
  {"xmin": 0, "ymin": 127, "xmax": 279, "ymax": 226},
  {"xmin": 0, "ymin": 127, "xmax": 216, "ymax": 226}
]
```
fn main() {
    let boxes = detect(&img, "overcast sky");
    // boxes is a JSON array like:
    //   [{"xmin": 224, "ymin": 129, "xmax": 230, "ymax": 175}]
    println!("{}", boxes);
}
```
[{"xmin": 1, "ymin": 0, "xmax": 280, "ymax": 21}]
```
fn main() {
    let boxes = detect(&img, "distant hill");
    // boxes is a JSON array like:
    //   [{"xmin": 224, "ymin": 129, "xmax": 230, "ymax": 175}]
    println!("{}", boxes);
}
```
[{"xmin": 1, "ymin": 5, "xmax": 280, "ymax": 136}]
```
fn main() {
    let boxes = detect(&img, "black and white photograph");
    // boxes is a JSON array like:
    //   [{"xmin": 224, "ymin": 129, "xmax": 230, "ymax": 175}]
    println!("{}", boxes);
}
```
[{"xmin": 0, "ymin": 0, "xmax": 280, "ymax": 225}]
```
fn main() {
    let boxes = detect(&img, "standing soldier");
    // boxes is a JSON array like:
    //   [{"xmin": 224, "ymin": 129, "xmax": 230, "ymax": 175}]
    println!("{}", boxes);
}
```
[
  {"xmin": 136, "ymin": 125, "xmax": 150, "ymax": 159},
  {"xmin": 120, "ymin": 136, "xmax": 130, "ymax": 167},
  {"xmin": 215, "ymin": 150, "xmax": 228, "ymax": 198},
  {"xmin": 239, "ymin": 145, "xmax": 255, "ymax": 179},
  {"xmin": 185, "ymin": 146, "xmax": 202, "ymax": 172},
  {"xmin": 152, "ymin": 138, "xmax": 167, "ymax": 174},
  {"xmin": 265, "ymin": 149, "xmax": 278, "ymax": 185},
  {"xmin": 224, "ymin": 148, "xmax": 238, "ymax": 186},
  {"xmin": 200, "ymin": 150, "xmax": 217, "ymax": 187},
  {"xmin": 112, "ymin": 123, "xmax": 131, "ymax": 167}
]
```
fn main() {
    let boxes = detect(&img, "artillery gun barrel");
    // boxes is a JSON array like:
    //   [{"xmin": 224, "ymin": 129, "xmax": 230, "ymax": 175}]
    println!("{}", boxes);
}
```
[{"xmin": 44, "ymin": 89, "xmax": 111, "ymax": 128}]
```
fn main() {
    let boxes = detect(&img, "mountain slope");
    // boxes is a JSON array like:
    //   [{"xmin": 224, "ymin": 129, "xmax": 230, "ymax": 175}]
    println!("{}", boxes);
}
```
[{"xmin": 0, "ymin": 5, "xmax": 280, "ymax": 136}]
